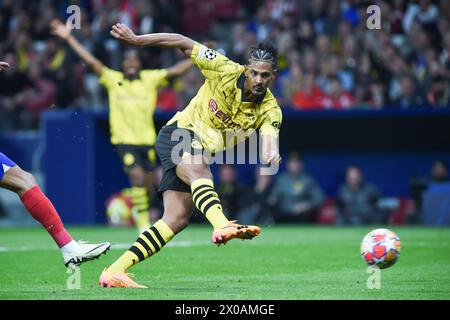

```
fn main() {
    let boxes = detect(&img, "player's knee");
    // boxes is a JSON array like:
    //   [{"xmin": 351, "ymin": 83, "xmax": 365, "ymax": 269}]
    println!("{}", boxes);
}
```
[
  {"xmin": 187, "ymin": 163, "xmax": 212, "ymax": 183},
  {"xmin": 17, "ymin": 169, "xmax": 37, "ymax": 193},
  {"xmin": 162, "ymin": 211, "xmax": 189, "ymax": 234}
]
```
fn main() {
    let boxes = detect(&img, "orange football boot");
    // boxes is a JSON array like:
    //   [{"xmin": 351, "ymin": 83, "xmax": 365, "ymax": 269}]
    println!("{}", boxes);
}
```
[
  {"xmin": 211, "ymin": 220, "xmax": 261, "ymax": 246},
  {"xmin": 99, "ymin": 268, "xmax": 147, "ymax": 288}
]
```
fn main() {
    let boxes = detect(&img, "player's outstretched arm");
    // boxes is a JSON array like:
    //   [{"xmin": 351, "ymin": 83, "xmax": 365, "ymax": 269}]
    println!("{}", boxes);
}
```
[
  {"xmin": 0, "ymin": 61, "xmax": 9, "ymax": 71},
  {"xmin": 110, "ymin": 23, "xmax": 195, "ymax": 57},
  {"xmin": 50, "ymin": 19, "xmax": 104, "ymax": 75}
]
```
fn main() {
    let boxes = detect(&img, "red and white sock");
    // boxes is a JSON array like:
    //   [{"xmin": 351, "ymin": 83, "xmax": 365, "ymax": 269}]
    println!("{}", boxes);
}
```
[{"xmin": 20, "ymin": 186, "xmax": 73, "ymax": 248}]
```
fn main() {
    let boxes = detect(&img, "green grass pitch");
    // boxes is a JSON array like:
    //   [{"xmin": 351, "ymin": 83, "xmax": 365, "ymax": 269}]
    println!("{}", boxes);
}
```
[{"xmin": 0, "ymin": 225, "xmax": 449, "ymax": 299}]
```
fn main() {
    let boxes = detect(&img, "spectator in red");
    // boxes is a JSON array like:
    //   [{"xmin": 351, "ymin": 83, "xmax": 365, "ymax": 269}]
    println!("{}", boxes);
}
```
[
  {"xmin": 320, "ymin": 76, "xmax": 356, "ymax": 110},
  {"xmin": 156, "ymin": 87, "xmax": 179, "ymax": 112},
  {"xmin": 291, "ymin": 72, "xmax": 324, "ymax": 110}
]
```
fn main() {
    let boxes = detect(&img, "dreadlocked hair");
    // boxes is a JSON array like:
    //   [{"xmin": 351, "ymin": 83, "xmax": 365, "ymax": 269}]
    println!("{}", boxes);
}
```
[{"xmin": 249, "ymin": 42, "xmax": 278, "ymax": 68}]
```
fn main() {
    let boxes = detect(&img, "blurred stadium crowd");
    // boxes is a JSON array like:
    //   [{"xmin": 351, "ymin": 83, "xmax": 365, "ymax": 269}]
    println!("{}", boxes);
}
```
[
  {"xmin": 0, "ymin": 0, "xmax": 450, "ymax": 131},
  {"xmin": 139, "ymin": 155, "xmax": 447, "ymax": 226}
]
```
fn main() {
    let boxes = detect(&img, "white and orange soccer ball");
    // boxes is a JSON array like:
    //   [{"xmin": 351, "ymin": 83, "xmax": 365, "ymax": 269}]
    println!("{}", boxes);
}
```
[{"xmin": 360, "ymin": 228, "xmax": 401, "ymax": 269}]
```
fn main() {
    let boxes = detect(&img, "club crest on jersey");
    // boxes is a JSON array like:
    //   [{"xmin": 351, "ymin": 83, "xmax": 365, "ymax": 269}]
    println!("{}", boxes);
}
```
[{"xmin": 204, "ymin": 49, "xmax": 217, "ymax": 61}]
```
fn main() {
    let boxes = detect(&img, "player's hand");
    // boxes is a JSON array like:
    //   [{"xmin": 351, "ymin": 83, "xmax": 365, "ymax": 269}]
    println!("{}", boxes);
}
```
[
  {"xmin": 261, "ymin": 134, "xmax": 281, "ymax": 166},
  {"xmin": 0, "ymin": 61, "xmax": 9, "ymax": 71},
  {"xmin": 266, "ymin": 152, "xmax": 282, "ymax": 165},
  {"xmin": 50, "ymin": 19, "xmax": 71, "ymax": 40},
  {"xmin": 110, "ymin": 23, "xmax": 140, "ymax": 46}
]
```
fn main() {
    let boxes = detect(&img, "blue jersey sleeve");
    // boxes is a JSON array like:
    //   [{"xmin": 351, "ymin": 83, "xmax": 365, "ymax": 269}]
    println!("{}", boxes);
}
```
[{"xmin": 0, "ymin": 152, "xmax": 17, "ymax": 180}]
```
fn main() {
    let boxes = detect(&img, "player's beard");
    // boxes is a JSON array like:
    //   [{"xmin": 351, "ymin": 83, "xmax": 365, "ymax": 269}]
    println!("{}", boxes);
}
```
[{"xmin": 253, "ymin": 86, "xmax": 266, "ymax": 98}]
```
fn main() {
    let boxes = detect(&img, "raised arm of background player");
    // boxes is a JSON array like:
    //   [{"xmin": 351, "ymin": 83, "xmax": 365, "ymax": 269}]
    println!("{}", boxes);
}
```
[
  {"xmin": 50, "ymin": 19, "xmax": 192, "ymax": 78},
  {"xmin": 109, "ymin": 23, "xmax": 281, "ymax": 165}
]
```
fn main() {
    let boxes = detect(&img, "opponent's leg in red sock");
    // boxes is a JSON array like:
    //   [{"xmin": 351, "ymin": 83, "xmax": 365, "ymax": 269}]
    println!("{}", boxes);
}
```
[
  {"xmin": 21, "ymin": 186, "xmax": 73, "ymax": 247},
  {"xmin": 1, "ymin": 165, "xmax": 73, "ymax": 248}
]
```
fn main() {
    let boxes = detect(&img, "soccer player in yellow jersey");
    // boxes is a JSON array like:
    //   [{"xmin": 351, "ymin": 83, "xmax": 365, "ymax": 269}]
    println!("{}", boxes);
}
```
[
  {"xmin": 50, "ymin": 20, "xmax": 193, "ymax": 232},
  {"xmin": 99, "ymin": 23, "xmax": 282, "ymax": 288}
]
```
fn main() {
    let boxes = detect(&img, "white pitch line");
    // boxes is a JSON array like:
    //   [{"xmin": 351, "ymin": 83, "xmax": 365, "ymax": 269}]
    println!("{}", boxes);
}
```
[{"xmin": 0, "ymin": 240, "xmax": 210, "ymax": 253}]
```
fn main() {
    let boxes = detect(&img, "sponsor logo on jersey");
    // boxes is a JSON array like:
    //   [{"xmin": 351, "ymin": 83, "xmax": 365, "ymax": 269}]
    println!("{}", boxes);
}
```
[
  {"xmin": 208, "ymin": 99, "xmax": 239, "ymax": 129},
  {"xmin": 209, "ymin": 99, "xmax": 218, "ymax": 112}
]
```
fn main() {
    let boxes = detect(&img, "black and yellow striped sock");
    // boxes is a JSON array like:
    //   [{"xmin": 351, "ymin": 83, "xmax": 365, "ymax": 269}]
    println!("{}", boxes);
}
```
[
  {"xmin": 191, "ymin": 178, "xmax": 229, "ymax": 229},
  {"xmin": 126, "ymin": 187, "xmax": 150, "ymax": 230},
  {"xmin": 106, "ymin": 219, "xmax": 174, "ymax": 273}
]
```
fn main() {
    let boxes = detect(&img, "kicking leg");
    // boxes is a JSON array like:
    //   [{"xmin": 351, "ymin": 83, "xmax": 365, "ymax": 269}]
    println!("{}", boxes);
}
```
[
  {"xmin": 0, "ymin": 164, "xmax": 110, "ymax": 267},
  {"xmin": 176, "ymin": 154, "xmax": 261, "ymax": 245},
  {"xmin": 176, "ymin": 154, "xmax": 228, "ymax": 228},
  {"xmin": 100, "ymin": 190, "xmax": 193, "ymax": 288}
]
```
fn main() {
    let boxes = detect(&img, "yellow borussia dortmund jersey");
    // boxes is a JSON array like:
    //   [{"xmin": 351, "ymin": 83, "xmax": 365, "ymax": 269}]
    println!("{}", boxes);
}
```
[
  {"xmin": 100, "ymin": 67, "xmax": 168, "ymax": 146},
  {"xmin": 167, "ymin": 42, "xmax": 282, "ymax": 154}
]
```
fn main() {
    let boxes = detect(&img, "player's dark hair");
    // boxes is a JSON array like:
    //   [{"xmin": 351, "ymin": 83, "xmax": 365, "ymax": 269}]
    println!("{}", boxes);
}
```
[{"xmin": 249, "ymin": 42, "xmax": 278, "ymax": 69}]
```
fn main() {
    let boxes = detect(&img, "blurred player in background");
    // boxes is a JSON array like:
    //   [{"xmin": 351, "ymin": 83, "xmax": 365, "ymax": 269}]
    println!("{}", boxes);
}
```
[
  {"xmin": 0, "ymin": 61, "xmax": 110, "ymax": 268},
  {"xmin": 50, "ymin": 20, "xmax": 193, "ymax": 233},
  {"xmin": 98, "ymin": 24, "xmax": 282, "ymax": 288}
]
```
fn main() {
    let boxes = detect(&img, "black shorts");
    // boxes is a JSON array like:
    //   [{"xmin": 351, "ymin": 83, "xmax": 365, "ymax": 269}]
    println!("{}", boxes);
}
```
[
  {"xmin": 155, "ymin": 122, "xmax": 204, "ymax": 199},
  {"xmin": 115, "ymin": 144, "xmax": 157, "ymax": 172}
]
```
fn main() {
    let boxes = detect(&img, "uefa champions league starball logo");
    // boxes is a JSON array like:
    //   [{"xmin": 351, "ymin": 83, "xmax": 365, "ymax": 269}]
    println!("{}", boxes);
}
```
[{"xmin": 204, "ymin": 49, "xmax": 217, "ymax": 61}]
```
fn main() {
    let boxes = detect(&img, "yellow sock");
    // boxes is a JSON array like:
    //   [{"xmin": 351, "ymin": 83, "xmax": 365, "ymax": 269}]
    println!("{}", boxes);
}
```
[
  {"xmin": 127, "ymin": 187, "xmax": 150, "ymax": 230},
  {"xmin": 135, "ymin": 211, "xmax": 150, "ymax": 231},
  {"xmin": 191, "ymin": 178, "xmax": 229, "ymax": 229},
  {"xmin": 106, "ymin": 219, "xmax": 174, "ymax": 273}
]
